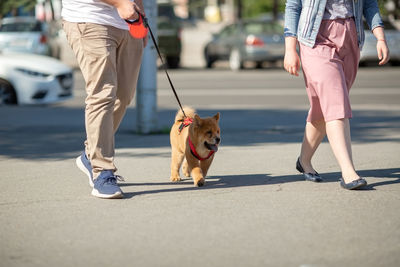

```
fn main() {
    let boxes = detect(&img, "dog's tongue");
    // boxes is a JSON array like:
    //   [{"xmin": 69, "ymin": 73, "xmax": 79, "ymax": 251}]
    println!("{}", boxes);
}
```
[
  {"xmin": 205, "ymin": 141, "xmax": 219, "ymax": 152},
  {"xmin": 209, "ymin": 144, "xmax": 218, "ymax": 152}
]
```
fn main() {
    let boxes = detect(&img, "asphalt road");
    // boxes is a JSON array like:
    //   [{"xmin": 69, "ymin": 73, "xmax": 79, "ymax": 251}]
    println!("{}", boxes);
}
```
[{"xmin": 1, "ymin": 66, "xmax": 399, "ymax": 267}]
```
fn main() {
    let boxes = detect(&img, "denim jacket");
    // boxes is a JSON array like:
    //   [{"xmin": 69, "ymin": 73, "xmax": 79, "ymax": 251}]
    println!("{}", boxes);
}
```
[{"xmin": 284, "ymin": 0, "xmax": 384, "ymax": 48}]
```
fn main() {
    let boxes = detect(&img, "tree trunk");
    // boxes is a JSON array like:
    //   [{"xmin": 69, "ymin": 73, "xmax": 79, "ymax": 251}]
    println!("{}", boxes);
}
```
[
  {"xmin": 47, "ymin": 0, "xmax": 55, "ymax": 20},
  {"xmin": 237, "ymin": 0, "xmax": 242, "ymax": 20},
  {"xmin": 273, "ymin": 0, "xmax": 279, "ymax": 21}
]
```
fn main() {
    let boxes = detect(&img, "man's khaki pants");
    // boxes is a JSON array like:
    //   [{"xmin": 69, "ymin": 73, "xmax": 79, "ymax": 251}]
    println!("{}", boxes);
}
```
[{"xmin": 63, "ymin": 21, "xmax": 143, "ymax": 178}]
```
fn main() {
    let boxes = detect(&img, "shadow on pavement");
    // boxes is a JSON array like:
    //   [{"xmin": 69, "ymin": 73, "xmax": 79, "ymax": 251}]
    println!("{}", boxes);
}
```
[
  {"xmin": 360, "ymin": 168, "xmax": 400, "ymax": 189},
  {"xmin": 119, "ymin": 167, "xmax": 400, "ymax": 198},
  {"xmin": 1, "ymin": 106, "xmax": 399, "ymax": 160}
]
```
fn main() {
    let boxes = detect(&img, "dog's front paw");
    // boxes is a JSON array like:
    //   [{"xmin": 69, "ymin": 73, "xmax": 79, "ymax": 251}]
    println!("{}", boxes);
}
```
[
  {"xmin": 194, "ymin": 178, "xmax": 205, "ymax": 187},
  {"xmin": 170, "ymin": 175, "xmax": 182, "ymax": 182}
]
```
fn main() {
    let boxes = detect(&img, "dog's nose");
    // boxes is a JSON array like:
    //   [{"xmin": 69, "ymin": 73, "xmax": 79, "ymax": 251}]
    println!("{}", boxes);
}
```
[{"xmin": 215, "ymin": 137, "xmax": 221, "ymax": 144}]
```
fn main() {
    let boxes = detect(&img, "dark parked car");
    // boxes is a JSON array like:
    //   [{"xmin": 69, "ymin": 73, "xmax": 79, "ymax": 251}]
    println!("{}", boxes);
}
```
[
  {"xmin": 0, "ymin": 16, "xmax": 61, "ymax": 59},
  {"xmin": 158, "ymin": 1, "xmax": 182, "ymax": 68},
  {"xmin": 360, "ymin": 19, "xmax": 400, "ymax": 66},
  {"xmin": 204, "ymin": 19, "xmax": 285, "ymax": 70}
]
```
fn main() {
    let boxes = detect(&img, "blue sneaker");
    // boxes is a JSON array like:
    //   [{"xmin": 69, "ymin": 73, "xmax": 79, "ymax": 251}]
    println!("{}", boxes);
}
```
[
  {"xmin": 76, "ymin": 152, "xmax": 94, "ymax": 187},
  {"xmin": 92, "ymin": 170, "xmax": 123, "ymax": 199}
]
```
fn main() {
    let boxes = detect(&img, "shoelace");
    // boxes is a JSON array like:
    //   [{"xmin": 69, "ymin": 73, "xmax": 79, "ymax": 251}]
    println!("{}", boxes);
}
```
[
  {"xmin": 101, "ymin": 175, "xmax": 125, "ymax": 186},
  {"xmin": 115, "ymin": 175, "xmax": 125, "ymax": 182}
]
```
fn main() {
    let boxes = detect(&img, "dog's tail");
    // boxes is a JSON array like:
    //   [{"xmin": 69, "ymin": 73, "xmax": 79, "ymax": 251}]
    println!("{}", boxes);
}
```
[{"xmin": 175, "ymin": 106, "xmax": 196, "ymax": 122}]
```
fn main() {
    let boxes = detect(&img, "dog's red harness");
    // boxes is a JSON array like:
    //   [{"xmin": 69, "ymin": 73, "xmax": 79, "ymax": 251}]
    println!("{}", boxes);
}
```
[
  {"xmin": 178, "ymin": 118, "xmax": 215, "ymax": 161},
  {"xmin": 188, "ymin": 136, "xmax": 215, "ymax": 161},
  {"xmin": 178, "ymin": 117, "xmax": 193, "ymax": 133}
]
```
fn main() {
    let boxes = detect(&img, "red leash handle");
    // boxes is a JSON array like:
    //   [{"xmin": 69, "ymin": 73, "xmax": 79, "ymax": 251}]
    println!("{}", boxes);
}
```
[{"xmin": 125, "ymin": 14, "xmax": 148, "ymax": 39}]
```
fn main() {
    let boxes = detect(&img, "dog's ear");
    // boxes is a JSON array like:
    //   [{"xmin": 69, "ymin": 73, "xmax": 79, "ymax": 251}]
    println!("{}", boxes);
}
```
[
  {"xmin": 213, "ymin": 112, "xmax": 220, "ymax": 122},
  {"xmin": 194, "ymin": 114, "xmax": 202, "ymax": 127}
]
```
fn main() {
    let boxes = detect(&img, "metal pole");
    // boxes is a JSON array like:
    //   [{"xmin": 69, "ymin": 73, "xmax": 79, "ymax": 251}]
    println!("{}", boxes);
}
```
[{"xmin": 136, "ymin": 0, "xmax": 158, "ymax": 134}]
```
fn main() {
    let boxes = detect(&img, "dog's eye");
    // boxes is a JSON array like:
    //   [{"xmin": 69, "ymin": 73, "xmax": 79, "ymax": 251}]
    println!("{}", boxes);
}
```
[{"xmin": 207, "ymin": 130, "xmax": 212, "ymax": 136}]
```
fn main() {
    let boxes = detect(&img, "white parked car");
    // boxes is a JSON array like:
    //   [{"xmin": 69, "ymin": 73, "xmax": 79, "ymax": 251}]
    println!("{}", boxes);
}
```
[
  {"xmin": 0, "ymin": 16, "xmax": 61, "ymax": 58},
  {"xmin": 0, "ymin": 52, "xmax": 73, "ymax": 105}
]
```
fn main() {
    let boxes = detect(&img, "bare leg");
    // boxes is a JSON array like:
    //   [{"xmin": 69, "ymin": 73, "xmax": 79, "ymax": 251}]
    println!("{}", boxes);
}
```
[
  {"xmin": 299, "ymin": 119, "xmax": 326, "ymax": 174},
  {"xmin": 326, "ymin": 119, "xmax": 360, "ymax": 183}
]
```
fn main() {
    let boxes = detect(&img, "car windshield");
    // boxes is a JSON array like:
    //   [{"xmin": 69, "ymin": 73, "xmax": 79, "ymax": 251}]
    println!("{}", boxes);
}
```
[
  {"xmin": 0, "ymin": 21, "xmax": 42, "ymax": 32},
  {"xmin": 243, "ymin": 21, "xmax": 283, "ymax": 35}
]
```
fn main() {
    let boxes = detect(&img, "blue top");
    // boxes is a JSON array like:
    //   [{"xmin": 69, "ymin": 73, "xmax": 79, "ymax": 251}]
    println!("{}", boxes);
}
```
[
  {"xmin": 284, "ymin": 0, "xmax": 384, "ymax": 48},
  {"xmin": 323, "ymin": 0, "xmax": 354, "ymax": 20}
]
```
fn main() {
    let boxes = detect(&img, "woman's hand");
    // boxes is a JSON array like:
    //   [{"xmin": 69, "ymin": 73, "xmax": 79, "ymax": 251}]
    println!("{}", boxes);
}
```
[
  {"xmin": 284, "ymin": 49, "xmax": 301, "ymax": 76},
  {"xmin": 376, "ymin": 40, "xmax": 390, "ymax": 65},
  {"xmin": 284, "ymin": 37, "xmax": 300, "ymax": 76},
  {"xmin": 372, "ymin": 26, "xmax": 390, "ymax": 65}
]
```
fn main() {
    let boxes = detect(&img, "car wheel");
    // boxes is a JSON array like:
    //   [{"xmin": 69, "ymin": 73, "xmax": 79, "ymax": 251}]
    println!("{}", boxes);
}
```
[
  {"xmin": 255, "ymin": 61, "xmax": 264, "ymax": 69},
  {"xmin": 205, "ymin": 56, "xmax": 216, "ymax": 68},
  {"xmin": 166, "ymin": 56, "xmax": 180, "ymax": 69},
  {"xmin": 358, "ymin": 61, "xmax": 367, "ymax": 67},
  {"xmin": 0, "ymin": 80, "xmax": 17, "ymax": 105},
  {"xmin": 391, "ymin": 60, "xmax": 400, "ymax": 66},
  {"xmin": 204, "ymin": 49, "xmax": 216, "ymax": 68},
  {"xmin": 229, "ymin": 48, "xmax": 243, "ymax": 71}
]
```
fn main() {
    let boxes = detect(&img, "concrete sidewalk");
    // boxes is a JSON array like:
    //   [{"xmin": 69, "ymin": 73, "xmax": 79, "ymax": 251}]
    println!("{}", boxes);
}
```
[
  {"xmin": 1, "ymin": 118, "xmax": 399, "ymax": 267},
  {"xmin": 1, "ymin": 68, "xmax": 400, "ymax": 266}
]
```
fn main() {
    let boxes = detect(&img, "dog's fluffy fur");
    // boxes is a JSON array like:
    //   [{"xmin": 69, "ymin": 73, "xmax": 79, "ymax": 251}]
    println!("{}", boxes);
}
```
[{"xmin": 170, "ymin": 106, "xmax": 221, "ymax": 186}]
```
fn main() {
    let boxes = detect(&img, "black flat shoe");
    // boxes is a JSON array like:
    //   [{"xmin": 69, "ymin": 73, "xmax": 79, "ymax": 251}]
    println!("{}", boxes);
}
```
[
  {"xmin": 296, "ymin": 157, "xmax": 323, "ymax": 182},
  {"xmin": 340, "ymin": 177, "xmax": 367, "ymax": 190}
]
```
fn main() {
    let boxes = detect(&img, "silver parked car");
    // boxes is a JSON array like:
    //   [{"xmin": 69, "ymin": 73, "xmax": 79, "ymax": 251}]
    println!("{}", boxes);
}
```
[
  {"xmin": 204, "ymin": 19, "xmax": 285, "ymax": 70},
  {"xmin": 0, "ymin": 16, "xmax": 61, "ymax": 58},
  {"xmin": 0, "ymin": 51, "xmax": 73, "ymax": 105},
  {"xmin": 360, "ymin": 19, "xmax": 400, "ymax": 66}
]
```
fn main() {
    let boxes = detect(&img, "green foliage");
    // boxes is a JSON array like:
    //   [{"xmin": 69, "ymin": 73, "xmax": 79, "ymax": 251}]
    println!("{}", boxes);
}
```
[
  {"xmin": 0, "ymin": 0, "xmax": 37, "ymax": 17},
  {"xmin": 379, "ymin": 0, "xmax": 400, "ymax": 18},
  {"xmin": 241, "ymin": 0, "xmax": 286, "ymax": 18}
]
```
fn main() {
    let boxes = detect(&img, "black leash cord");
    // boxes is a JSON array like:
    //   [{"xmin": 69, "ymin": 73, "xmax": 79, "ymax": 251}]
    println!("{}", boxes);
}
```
[{"xmin": 137, "ymin": 14, "xmax": 187, "ymax": 118}]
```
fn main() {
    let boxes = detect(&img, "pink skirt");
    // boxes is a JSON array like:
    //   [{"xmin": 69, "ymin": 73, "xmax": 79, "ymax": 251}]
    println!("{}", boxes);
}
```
[{"xmin": 300, "ymin": 18, "xmax": 360, "ymax": 122}]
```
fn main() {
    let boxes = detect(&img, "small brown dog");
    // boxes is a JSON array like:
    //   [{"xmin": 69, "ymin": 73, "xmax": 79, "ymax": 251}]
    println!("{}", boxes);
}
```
[{"xmin": 170, "ymin": 107, "xmax": 221, "ymax": 187}]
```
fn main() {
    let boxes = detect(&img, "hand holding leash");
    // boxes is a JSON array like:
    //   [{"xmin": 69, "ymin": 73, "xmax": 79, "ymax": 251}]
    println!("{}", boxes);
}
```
[
  {"xmin": 115, "ymin": 0, "xmax": 141, "ymax": 21},
  {"xmin": 125, "ymin": 14, "xmax": 148, "ymax": 39}
]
